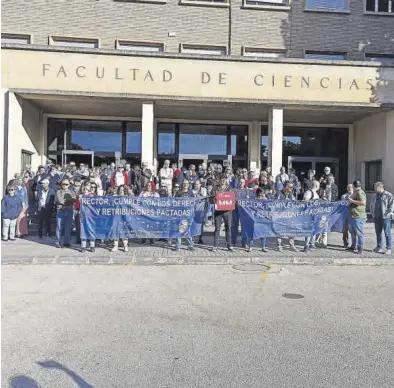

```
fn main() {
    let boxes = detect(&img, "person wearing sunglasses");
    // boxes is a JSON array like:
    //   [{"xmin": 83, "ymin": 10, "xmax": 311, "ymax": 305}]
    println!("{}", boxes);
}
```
[
  {"xmin": 55, "ymin": 179, "xmax": 76, "ymax": 248},
  {"xmin": 1, "ymin": 185, "xmax": 23, "ymax": 241}
]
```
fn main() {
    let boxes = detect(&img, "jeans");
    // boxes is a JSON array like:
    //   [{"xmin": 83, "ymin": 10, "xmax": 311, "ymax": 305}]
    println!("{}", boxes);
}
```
[
  {"xmin": 214, "ymin": 211, "xmax": 232, "ymax": 247},
  {"xmin": 342, "ymin": 220, "xmax": 349, "ymax": 247},
  {"xmin": 304, "ymin": 235, "xmax": 316, "ymax": 250},
  {"xmin": 249, "ymin": 238, "xmax": 267, "ymax": 249},
  {"xmin": 176, "ymin": 236, "xmax": 194, "ymax": 249},
  {"xmin": 2, "ymin": 218, "xmax": 17, "ymax": 240},
  {"xmin": 374, "ymin": 217, "xmax": 392, "ymax": 249},
  {"xmin": 349, "ymin": 218, "xmax": 365, "ymax": 250},
  {"xmin": 55, "ymin": 209, "xmax": 73, "ymax": 245},
  {"xmin": 38, "ymin": 208, "xmax": 52, "ymax": 237},
  {"xmin": 231, "ymin": 209, "xmax": 247, "ymax": 246}
]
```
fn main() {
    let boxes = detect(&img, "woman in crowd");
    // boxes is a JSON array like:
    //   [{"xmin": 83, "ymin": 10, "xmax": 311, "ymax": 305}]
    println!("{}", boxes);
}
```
[
  {"xmin": 15, "ymin": 177, "xmax": 29, "ymax": 238},
  {"xmin": 2, "ymin": 185, "xmax": 23, "ymax": 241},
  {"xmin": 111, "ymin": 184, "xmax": 130, "ymax": 252},
  {"xmin": 139, "ymin": 182, "xmax": 159, "ymax": 245},
  {"xmin": 246, "ymin": 188, "xmax": 268, "ymax": 252},
  {"xmin": 303, "ymin": 180, "xmax": 320, "ymax": 252}
]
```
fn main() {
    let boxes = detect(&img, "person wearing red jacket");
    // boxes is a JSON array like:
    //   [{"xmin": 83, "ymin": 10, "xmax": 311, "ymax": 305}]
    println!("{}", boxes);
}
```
[{"xmin": 110, "ymin": 164, "xmax": 129, "ymax": 188}]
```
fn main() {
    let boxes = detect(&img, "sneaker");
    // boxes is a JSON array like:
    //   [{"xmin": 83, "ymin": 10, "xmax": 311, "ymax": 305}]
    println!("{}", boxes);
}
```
[
  {"xmin": 373, "ymin": 247, "xmax": 384, "ymax": 253},
  {"xmin": 2, "ymin": 239, "xmax": 8, "ymax": 242},
  {"xmin": 80, "ymin": 248, "xmax": 86, "ymax": 253},
  {"xmin": 9, "ymin": 239, "xmax": 16, "ymax": 241},
  {"xmin": 228, "ymin": 246, "xmax": 234, "ymax": 252},
  {"xmin": 303, "ymin": 248, "xmax": 310, "ymax": 253},
  {"xmin": 346, "ymin": 246, "xmax": 355, "ymax": 251},
  {"xmin": 124, "ymin": 246, "xmax": 129, "ymax": 253},
  {"xmin": 290, "ymin": 245, "xmax": 299, "ymax": 252},
  {"xmin": 90, "ymin": 247, "xmax": 95, "ymax": 253},
  {"xmin": 175, "ymin": 247, "xmax": 180, "ymax": 252},
  {"xmin": 188, "ymin": 246, "xmax": 195, "ymax": 251},
  {"xmin": 63, "ymin": 244, "xmax": 71, "ymax": 248},
  {"xmin": 355, "ymin": 249, "xmax": 363, "ymax": 254},
  {"xmin": 277, "ymin": 246, "xmax": 283, "ymax": 252},
  {"xmin": 211, "ymin": 246, "xmax": 218, "ymax": 252},
  {"xmin": 310, "ymin": 244, "xmax": 317, "ymax": 250},
  {"xmin": 385, "ymin": 249, "xmax": 392, "ymax": 255},
  {"xmin": 55, "ymin": 242, "xmax": 61, "ymax": 248},
  {"xmin": 262, "ymin": 248, "xmax": 268, "ymax": 253},
  {"xmin": 246, "ymin": 245, "xmax": 251, "ymax": 252},
  {"xmin": 111, "ymin": 247, "xmax": 118, "ymax": 252},
  {"xmin": 149, "ymin": 240, "xmax": 155, "ymax": 245}
]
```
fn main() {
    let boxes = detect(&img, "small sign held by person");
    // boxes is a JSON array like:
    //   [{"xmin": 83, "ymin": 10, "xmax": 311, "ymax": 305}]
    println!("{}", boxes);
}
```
[{"xmin": 215, "ymin": 191, "xmax": 236, "ymax": 211}]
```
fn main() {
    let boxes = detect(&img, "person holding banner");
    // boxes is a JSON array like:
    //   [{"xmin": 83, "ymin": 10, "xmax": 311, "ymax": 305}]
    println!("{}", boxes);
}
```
[
  {"xmin": 341, "ymin": 184, "xmax": 354, "ymax": 248},
  {"xmin": 174, "ymin": 180, "xmax": 196, "ymax": 251},
  {"xmin": 111, "ymin": 185, "xmax": 131, "ymax": 252},
  {"xmin": 139, "ymin": 182, "xmax": 159, "ymax": 245},
  {"xmin": 193, "ymin": 180, "xmax": 207, "ymax": 244},
  {"xmin": 275, "ymin": 166, "xmax": 289, "ymax": 193},
  {"xmin": 246, "ymin": 188, "xmax": 268, "ymax": 253},
  {"xmin": 348, "ymin": 181, "xmax": 367, "ymax": 254},
  {"xmin": 276, "ymin": 181, "xmax": 298, "ymax": 252},
  {"xmin": 210, "ymin": 174, "xmax": 234, "ymax": 252},
  {"xmin": 159, "ymin": 160, "xmax": 173, "ymax": 195},
  {"xmin": 303, "ymin": 180, "xmax": 320, "ymax": 252},
  {"xmin": 231, "ymin": 178, "xmax": 249, "ymax": 248}
]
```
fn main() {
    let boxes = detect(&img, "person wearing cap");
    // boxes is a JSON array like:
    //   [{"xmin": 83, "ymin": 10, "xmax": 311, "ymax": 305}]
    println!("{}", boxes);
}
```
[
  {"xmin": 110, "ymin": 164, "xmax": 129, "ymax": 188},
  {"xmin": 36, "ymin": 178, "xmax": 56, "ymax": 238},
  {"xmin": 1, "ymin": 185, "xmax": 23, "ymax": 241},
  {"xmin": 370, "ymin": 182, "xmax": 393, "ymax": 255},
  {"xmin": 347, "ymin": 180, "xmax": 367, "ymax": 254}
]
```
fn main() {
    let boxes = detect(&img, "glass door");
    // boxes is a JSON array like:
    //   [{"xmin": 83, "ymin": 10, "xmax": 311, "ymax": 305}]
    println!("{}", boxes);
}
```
[{"xmin": 288, "ymin": 156, "xmax": 339, "ymax": 184}]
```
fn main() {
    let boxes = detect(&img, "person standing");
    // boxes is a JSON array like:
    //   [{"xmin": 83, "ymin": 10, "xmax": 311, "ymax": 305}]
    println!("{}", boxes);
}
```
[
  {"xmin": 193, "ymin": 179, "xmax": 207, "ymax": 245},
  {"xmin": 347, "ymin": 180, "xmax": 367, "ymax": 254},
  {"xmin": 1, "ymin": 185, "xmax": 23, "ymax": 241},
  {"xmin": 275, "ymin": 166, "xmax": 289, "ymax": 193},
  {"xmin": 139, "ymin": 182, "xmax": 159, "ymax": 245},
  {"xmin": 110, "ymin": 164, "xmax": 129, "ymax": 188},
  {"xmin": 231, "ymin": 179, "xmax": 249, "ymax": 248},
  {"xmin": 276, "ymin": 181, "xmax": 298, "ymax": 252},
  {"xmin": 303, "ymin": 180, "xmax": 320, "ymax": 252},
  {"xmin": 302, "ymin": 169, "xmax": 316, "ymax": 196},
  {"xmin": 111, "ymin": 185, "xmax": 130, "ymax": 252},
  {"xmin": 341, "ymin": 184, "xmax": 354, "ymax": 248},
  {"xmin": 246, "ymin": 188, "xmax": 268, "ymax": 252},
  {"xmin": 210, "ymin": 174, "xmax": 234, "ymax": 252},
  {"xmin": 36, "ymin": 179, "xmax": 55, "ymax": 238},
  {"xmin": 15, "ymin": 178, "xmax": 29, "ymax": 238},
  {"xmin": 370, "ymin": 182, "xmax": 393, "ymax": 255},
  {"xmin": 159, "ymin": 160, "xmax": 173, "ymax": 194},
  {"xmin": 55, "ymin": 179, "xmax": 77, "ymax": 248}
]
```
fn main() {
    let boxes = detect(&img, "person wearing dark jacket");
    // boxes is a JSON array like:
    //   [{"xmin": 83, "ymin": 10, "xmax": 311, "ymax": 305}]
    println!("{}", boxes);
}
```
[
  {"xmin": 210, "ymin": 174, "xmax": 234, "ymax": 251},
  {"xmin": 2, "ymin": 185, "xmax": 23, "ymax": 241},
  {"xmin": 174, "ymin": 180, "xmax": 196, "ymax": 251},
  {"xmin": 36, "ymin": 179, "xmax": 56, "ymax": 238}
]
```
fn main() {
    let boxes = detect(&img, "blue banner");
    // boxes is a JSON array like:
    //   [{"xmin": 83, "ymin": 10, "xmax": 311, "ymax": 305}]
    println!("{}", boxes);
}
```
[
  {"xmin": 80, "ymin": 196, "xmax": 208, "ymax": 240},
  {"xmin": 237, "ymin": 199, "xmax": 348, "ymax": 239}
]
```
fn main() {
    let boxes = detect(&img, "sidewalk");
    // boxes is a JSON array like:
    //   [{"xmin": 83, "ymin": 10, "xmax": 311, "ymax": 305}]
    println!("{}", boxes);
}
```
[{"xmin": 1, "ymin": 222, "xmax": 393, "ymax": 266}]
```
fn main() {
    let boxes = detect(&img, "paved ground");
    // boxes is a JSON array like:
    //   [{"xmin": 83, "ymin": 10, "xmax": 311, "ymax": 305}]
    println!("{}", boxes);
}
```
[
  {"xmin": 1, "ymin": 223, "xmax": 394, "ymax": 266},
  {"xmin": 2, "ymin": 264, "xmax": 394, "ymax": 388}
]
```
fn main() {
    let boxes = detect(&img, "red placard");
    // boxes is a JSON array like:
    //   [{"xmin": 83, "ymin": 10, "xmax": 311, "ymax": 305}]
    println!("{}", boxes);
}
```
[{"xmin": 216, "ymin": 191, "xmax": 236, "ymax": 211}]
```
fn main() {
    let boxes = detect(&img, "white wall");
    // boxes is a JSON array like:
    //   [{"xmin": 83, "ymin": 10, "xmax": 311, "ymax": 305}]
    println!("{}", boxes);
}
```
[
  {"xmin": 6, "ymin": 93, "xmax": 43, "ymax": 181},
  {"xmin": 384, "ymin": 111, "xmax": 394, "ymax": 193}
]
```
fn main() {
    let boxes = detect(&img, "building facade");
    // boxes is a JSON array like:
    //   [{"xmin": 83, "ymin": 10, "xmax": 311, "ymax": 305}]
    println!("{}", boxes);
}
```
[{"xmin": 1, "ymin": 0, "xmax": 394, "ymax": 196}]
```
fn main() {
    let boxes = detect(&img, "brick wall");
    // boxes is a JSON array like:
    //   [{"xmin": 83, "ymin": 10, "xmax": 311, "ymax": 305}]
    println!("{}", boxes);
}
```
[{"xmin": 1, "ymin": 0, "xmax": 394, "ymax": 59}]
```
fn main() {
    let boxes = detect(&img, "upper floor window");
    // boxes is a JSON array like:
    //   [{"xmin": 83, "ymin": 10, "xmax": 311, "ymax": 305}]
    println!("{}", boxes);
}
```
[
  {"xmin": 50, "ymin": 36, "xmax": 99, "ymax": 49},
  {"xmin": 181, "ymin": 44, "xmax": 226, "ymax": 55},
  {"xmin": 305, "ymin": 0, "xmax": 348, "ymax": 10},
  {"xmin": 244, "ymin": 0, "xmax": 289, "ymax": 6},
  {"xmin": 243, "ymin": 47, "xmax": 286, "ymax": 58},
  {"xmin": 366, "ymin": 0, "xmax": 393, "ymax": 13},
  {"xmin": 365, "ymin": 54, "xmax": 394, "ymax": 64},
  {"xmin": 304, "ymin": 51, "xmax": 346, "ymax": 60},
  {"xmin": 1, "ymin": 33, "xmax": 30, "ymax": 44},
  {"xmin": 116, "ymin": 40, "xmax": 164, "ymax": 52}
]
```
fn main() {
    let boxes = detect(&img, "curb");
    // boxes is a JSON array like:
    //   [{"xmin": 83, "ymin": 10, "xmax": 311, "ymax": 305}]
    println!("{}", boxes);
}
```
[{"xmin": 2, "ymin": 255, "xmax": 394, "ymax": 266}]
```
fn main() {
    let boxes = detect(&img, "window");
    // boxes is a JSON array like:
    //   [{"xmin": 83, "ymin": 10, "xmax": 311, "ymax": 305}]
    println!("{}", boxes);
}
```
[
  {"xmin": 1, "ymin": 33, "xmax": 30, "ymax": 44},
  {"xmin": 230, "ymin": 126, "xmax": 248, "ymax": 157},
  {"xmin": 126, "ymin": 122, "xmax": 142, "ymax": 154},
  {"xmin": 365, "ymin": 54, "xmax": 394, "ymax": 64},
  {"xmin": 366, "ymin": 0, "xmax": 393, "ymax": 13},
  {"xmin": 181, "ymin": 44, "xmax": 226, "ymax": 55},
  {"xmin": 116, "ymin": 40, "xmax": 164, "ymax": 52},
  {"xmin": 21, "ymin": 150, "xmax": 33, "ymax": 171},
  {"xmin": 304, "ymin": 51, "xmax": 346, "ymax": 60},
  {"xmin": 51, "ymin": 36, "xmax": 99, "ymax": 49},
  {"xmin": 305, "ymin": 0, "xmax": 347, "ymax": 10},
  {"xmin": 243, "ymin": 47, "xmax": 286, "ymax": 58},
  {"xmin": 244, "ymin": 0, "xmax": 289, "ymax": 6},
  {"xmin": 181, "ymin": 0, "xmax": 228, "ymax": 3},
  {"xmin": 158, "ymin": 123, "xmax": 176, "ymax": 155},
  {"xmin": 365, "ymin": 160, "xmax": 382, "ymax": 191}
]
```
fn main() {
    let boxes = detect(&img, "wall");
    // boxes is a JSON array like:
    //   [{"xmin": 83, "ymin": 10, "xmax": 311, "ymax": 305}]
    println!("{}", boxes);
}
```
[
  {"xmin": 354, "ymin": 111, "xmax": 388, "ymax": 190},
  {"xmin": 6, "ymin": 93, "xmax": 43, "ymax": 181},
  {"xmin": 384, "ymin": 111, "xmax": 394, "ymax": 193}
]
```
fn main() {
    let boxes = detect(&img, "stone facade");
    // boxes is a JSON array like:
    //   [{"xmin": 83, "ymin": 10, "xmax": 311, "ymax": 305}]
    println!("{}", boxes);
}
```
[{"xmin": 2, "ymin": 0, "xmax": 393, "ymax": 59}]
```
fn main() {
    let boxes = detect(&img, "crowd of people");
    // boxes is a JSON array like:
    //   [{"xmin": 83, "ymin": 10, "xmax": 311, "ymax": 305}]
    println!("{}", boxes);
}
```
[{"xmin": 1, "ymin": 159, "xmax": 393, "ymax": 255}]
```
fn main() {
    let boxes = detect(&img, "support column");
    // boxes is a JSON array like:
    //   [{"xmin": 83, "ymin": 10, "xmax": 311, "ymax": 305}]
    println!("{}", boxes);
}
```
[
  {"xmin": 1, "ymin": 89, "xmax": 9, "ymax": 195},
  {"xmin": 268, "ymin": 107, "xmax": 283, "ymax": 176},
  {"xmin": 347, "ymin": 124, "xmax": 356, "ymax": 183},
  {"xmin": 248, "ymin": 121, "xmax": 261, "ymax": 172},
  {"xmin": 141, "ymin": 102, "xmax": 154, "ymax": 171}
]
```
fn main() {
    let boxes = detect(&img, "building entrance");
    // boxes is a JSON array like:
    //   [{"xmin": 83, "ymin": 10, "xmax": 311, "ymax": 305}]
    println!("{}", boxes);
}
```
[{"xmin": 288, "ymin": 156, "xmax": 340, "ymax": 183}]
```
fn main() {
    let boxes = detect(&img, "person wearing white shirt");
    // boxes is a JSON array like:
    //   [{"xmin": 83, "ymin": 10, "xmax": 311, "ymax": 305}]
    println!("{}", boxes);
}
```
[
  {"xmin": 159, "ymin": 160, "xmax": 174, "ymax": 194},
  {"xmin": 303, "ymin": 180, "xmax": 320, "ymax": 252}
]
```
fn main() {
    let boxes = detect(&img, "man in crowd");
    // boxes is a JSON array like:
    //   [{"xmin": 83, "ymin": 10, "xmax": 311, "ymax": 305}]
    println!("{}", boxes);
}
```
[
  {"xmin": 48, "ymin": 165, "xmax": 61, "ymax": 191},
  {"xmin": 275, "ymin": 166, "xmax": 289, "ymax": 192},
  {"xmin": 32, "ymin": 165, "xmax": 47, "ymax": 195},
  {"xmin": 245, "ymin": 170, "xmax": 258, "ymax": 189},
  {"xmin": 1, "ymin": 185, "xmax": 23, "ymax": 241},
  {"xmin": 210, "ymin": 174, "xmax": 234, "ymax": 252},
  {"xmin": 110, "ymin": 164, "xmax": 129, "ymax": 188},
  {"xmin": 370, "ymin": 182, "xmax": 393, "ymax": 255},
  {"xmin": 302, "ymin": 169, "xmax": 316, "ymax": 196},
  {"xmin": 276, "ymin": 181, "xmax": 298, "ymax": 252},
  {"xmin": 141, "ymin": 161, "xmax": 153, "ymax": 189},
  {"xmin": 55, "ymin": 179, "xmax": 77, "ymax": 248},
  {"xmin": 319, "ymin": 166, "xmax": 332, "ymax": 186},
  {"xmin": 341, "ymin": 183, "xmax": 354, "ymax": 248},
  {"xmin": 36, "ymin": 179, "xmax": 56, "ymax": 238},
  {"xmin": 347, "ymin": 180, "xmax": 367, "ymax": 254},
  {"xmin": 175, "ymin": 180, "xmax": 195, "ymax": 251}
]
